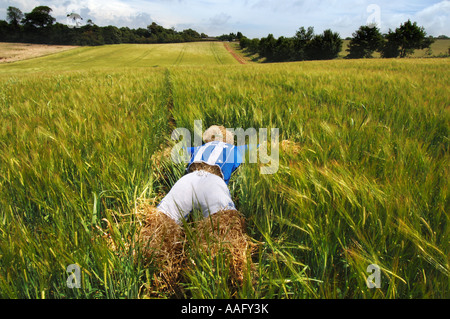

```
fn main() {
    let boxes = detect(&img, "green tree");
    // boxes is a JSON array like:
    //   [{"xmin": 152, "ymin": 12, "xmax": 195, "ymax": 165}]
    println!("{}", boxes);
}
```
[
  {"xmin": 380, "ymin": 30, "xmax": 400, "ymax": 58},
  {"xmin": 77, "ymin": 25, "xmax": 105, "ymax": 46},
  {"xmin": 148, "ymin": 22, "xmax": 165, "ymax": 35},
  {"xmin": 120, "ymin": 27, "xmax": 136, "ymax": 43},
  {"xmin": 381, "ymin": 20, "xmax": 434, "ymax": 58},
  {"xmin": 22, "ymin": 6, "xmax": 55, "ymax": 29},
  {"xmin": 259, "ymin": 34, "xmax": 276, "ymax": 61},
  {"xmin": 48, "ymin": 23, "xmax": 73, "ymax": 44},
  {"xmin": 0, "ymin": 20, "xmax": 10, "ymax": 41},
  {"xmin": 181, "ymin": 28, "xmax": 201, "ymax": 41},
  {"xmin": 239, "ymin": 36, "xmax": 250, "ymax": 49},
  {"xmin": 346, "ymin": 25, "xmax": 384, "ymax": 58},
  {"xmin": 273, "ymin": 36, "xmax": 294, "ymax": 61},
  {"xmin": 248, "ymin": 38, "xmax": 260, "ymax": 53},
  {"xmin": 7, "ymin": 6, "xmax": 23, "ymax": 27},
  {"xmin": 306, "ymin": 29, "xmax": 342, "ymax": 60},
  {"xmin": 293, "ymin": 26, "xmax": 314, "ymax": 60},
  {"xmin": 217, "ymin": 33, "xmax": 236, "ymax": 41},
  {"xmin": 102, "ymin": 25, "xmax": 122, "ymax": 44},
  {"xmin": 22, "ymin": 6, "xmax": 56, "ymax": 28}
]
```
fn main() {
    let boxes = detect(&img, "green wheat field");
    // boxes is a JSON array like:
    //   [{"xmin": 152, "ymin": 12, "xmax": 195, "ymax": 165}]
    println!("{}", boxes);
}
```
[{"xmin": 0, "ymin": 41, "xmax": 448, "ymax": 299}]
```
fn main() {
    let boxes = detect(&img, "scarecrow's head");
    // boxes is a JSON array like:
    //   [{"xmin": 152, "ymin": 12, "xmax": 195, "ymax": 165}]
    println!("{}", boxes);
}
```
[{"xmin": 203, "ymin": 125, "xmax": 234, "ymax": 144}]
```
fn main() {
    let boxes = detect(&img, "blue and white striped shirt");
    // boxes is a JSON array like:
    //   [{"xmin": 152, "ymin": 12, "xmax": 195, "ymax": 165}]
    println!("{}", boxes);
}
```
[{"xmin": 186, "ymin": 141, "xmax": 248, "ymax": 185}]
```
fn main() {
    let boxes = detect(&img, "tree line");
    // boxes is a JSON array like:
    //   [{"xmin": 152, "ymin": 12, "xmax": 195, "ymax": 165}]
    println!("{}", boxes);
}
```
[
  {"xmin": 1, "ymin": 6, "xmax": 438, "ymax": 61},
  {"xmin": 0, "ymin": 6, "xmax": 208, "ymax": 46},
  {"xmin": 234, "ymin": 20, "xmax": 435, "ymax": 61},
  {"xmin": 238, "ymin": 27, "xmax": 343, "ymax": 62}
]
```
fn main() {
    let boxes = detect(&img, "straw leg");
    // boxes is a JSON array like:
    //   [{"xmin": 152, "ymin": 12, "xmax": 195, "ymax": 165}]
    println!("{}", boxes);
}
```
[{"xmin": 138, "ymin": 206, "xmax": 186, "ymax": 295}]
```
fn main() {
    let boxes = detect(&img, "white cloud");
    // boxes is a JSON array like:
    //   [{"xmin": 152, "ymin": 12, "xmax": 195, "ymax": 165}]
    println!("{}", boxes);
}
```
[
  {"xmin": 209, "ymin": 12, "xmax": 231, "ymax": 26},
  {"xmin": 0, "ymin": 0, "xmax": 448, "ymax": 37},
  {"xmin": 1, "ymin": 0, "xmax": 153, "ymax": 27},
  {"xmin": 415, "ymin": 1, "xmax": 450, "ymax": 36},
  {"xmin": 54, "ymin": 0, "xmax": 146, "ymax": 27}
]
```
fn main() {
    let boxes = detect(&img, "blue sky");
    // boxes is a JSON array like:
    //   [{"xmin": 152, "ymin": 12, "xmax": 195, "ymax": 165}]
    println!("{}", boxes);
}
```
[{"xmin": 1, "ymin": 0, "xmax": 449, "ymax": 38}]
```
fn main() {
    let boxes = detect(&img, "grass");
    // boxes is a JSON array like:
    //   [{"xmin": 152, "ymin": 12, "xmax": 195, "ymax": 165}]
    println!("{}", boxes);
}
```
[
  {"xmin": 0, "ymin": 41, "xmax": 238, "ymax": 73},
  {"xmin": 169, "ymin": 58, "xmax": 449, "ymax": 298},
  {"xmin": 0, "ymin": 67, "xmax": 172, "ymax": 298},
  {"xmin": 0, "ymin": 42, "xmax": 449, "ymax": 299}
]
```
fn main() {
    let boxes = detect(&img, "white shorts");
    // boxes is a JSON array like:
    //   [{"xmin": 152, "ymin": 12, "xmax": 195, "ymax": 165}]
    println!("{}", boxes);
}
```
[{"xmin": 157, "ymin": 170, "xmax": 236, "ymax": 224}]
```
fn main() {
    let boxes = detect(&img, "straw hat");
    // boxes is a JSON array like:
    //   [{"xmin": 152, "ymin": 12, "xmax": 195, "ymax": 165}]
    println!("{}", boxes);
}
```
[{"xmin": 203, "ymin": 125, "xmax": 234, "ymax": 144}]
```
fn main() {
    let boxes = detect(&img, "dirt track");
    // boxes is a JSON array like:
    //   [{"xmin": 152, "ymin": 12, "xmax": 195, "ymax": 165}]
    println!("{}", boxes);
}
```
[{"xmin": 223, "ymin": 42, "xmax": 246, "ymax": 64}]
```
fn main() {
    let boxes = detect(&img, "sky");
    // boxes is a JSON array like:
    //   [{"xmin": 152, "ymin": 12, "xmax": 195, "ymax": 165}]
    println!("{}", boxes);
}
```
[{"xmin": 1, "ymin": 0, "xmax": 449, "ymax": 38}]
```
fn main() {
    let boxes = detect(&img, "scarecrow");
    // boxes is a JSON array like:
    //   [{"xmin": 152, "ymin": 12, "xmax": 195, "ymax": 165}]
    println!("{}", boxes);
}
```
[{"xmin": 138, "ymin": 125, "xmax": 256, "ymax": 292}]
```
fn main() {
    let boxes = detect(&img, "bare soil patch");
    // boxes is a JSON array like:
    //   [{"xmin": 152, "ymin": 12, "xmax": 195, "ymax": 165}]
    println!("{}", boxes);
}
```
[
  {"xmin": 223, "ymin": 42, "xmax": 246, "ymax": 64},
  {"xmin": 0, "ymin": 42, "xmax": 78, "ymax": 63}
]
